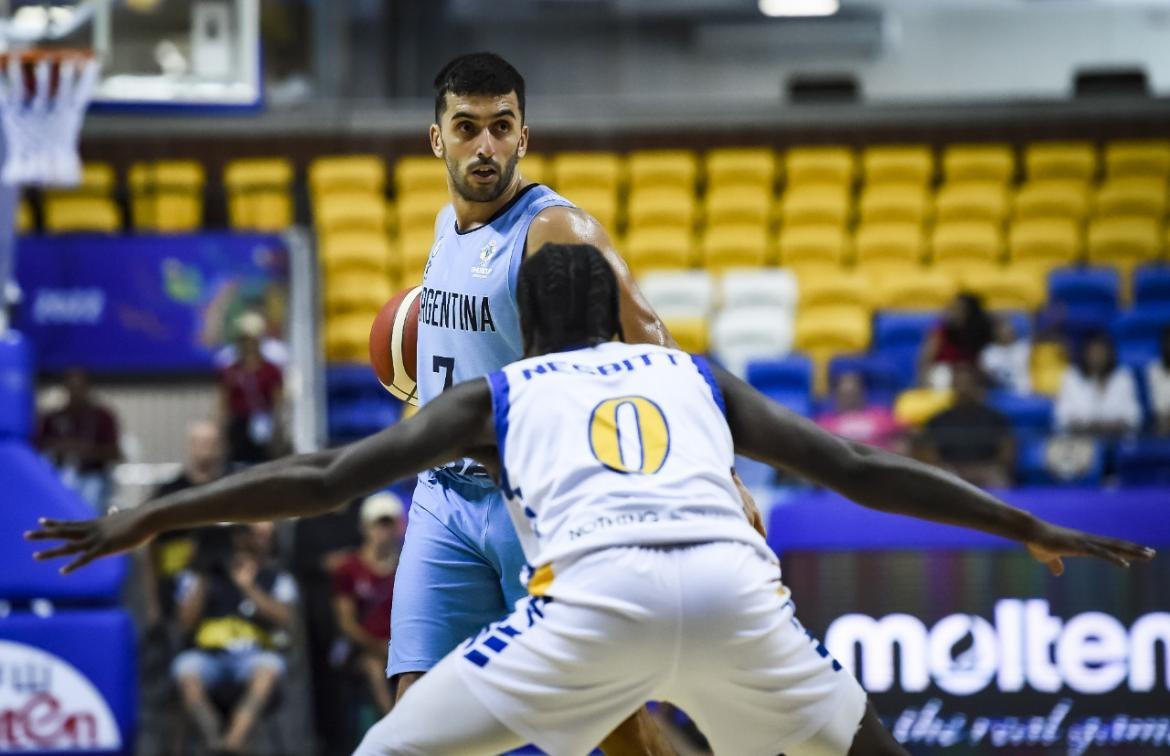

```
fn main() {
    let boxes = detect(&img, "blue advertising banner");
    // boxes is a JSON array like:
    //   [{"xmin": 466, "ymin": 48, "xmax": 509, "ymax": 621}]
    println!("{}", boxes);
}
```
[{"xmin": 13, "ymin": 234, "xmax": 289, "ymax": 374}]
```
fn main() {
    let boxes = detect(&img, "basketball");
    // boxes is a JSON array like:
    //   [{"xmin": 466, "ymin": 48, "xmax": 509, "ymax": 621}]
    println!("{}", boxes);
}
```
[{"xmin": 369, "ymin": 285, "xmax": 423, "ymax": 405}]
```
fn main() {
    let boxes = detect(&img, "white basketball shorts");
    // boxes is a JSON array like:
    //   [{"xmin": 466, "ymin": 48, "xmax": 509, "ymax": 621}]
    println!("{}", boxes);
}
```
[{"xmin": 356, "ymin": 540, "xmax": 867, "ymax": 756}]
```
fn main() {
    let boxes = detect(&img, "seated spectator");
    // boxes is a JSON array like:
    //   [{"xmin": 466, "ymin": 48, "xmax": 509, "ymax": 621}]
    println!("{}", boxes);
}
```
[
  {"xmin": 332, "ymin": 492, "xmax": 404, "ymax": 717},
  {"xmin": 1148, "ymin": 326, "xmax": 1170, "ymax": 436},
  {"xmin": 220, "ymin": 312, "xmax": 285, "ymax": 466},
  {"xmin": 36, "ymin": 367, "xmax": 121, "ymax": 513},
  {"xmin": 1055, "ymin": 332, "xmax": 1142, "ymax": 438},
  {"xmin": 980, "ymin": 316, "xmax": 1032, "ymax": 395},
  {"xmin": 143, "ymin": 420, "xmax": 226, "ymax": 628},
  {"xmin": 919, "ymin": 363, "xmax": 1015, "ymax": 488},
  {"xmin": 815, "ymin": 371, "xmax": 905, "ymax": 453},
  {"xmin": 919, "ymin": 293, "xmax": 994, "ymax": 390},
  {"xmin": 214, "ymin": 309, "xmax": 289, "ymax": 369},
  {"xmin": 171, "ymin": 523, "xmax": 297, "ymax": 753}
]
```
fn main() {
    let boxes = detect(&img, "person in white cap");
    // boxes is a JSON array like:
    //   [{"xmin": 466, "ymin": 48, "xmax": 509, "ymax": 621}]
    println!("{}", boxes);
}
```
[{"xmin": 332, "ymin": 492, "xmax": 405, "ymax": 717}]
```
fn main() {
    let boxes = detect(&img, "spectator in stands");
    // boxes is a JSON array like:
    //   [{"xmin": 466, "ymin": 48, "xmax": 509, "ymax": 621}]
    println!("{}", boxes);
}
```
[
  {"xmin": 332, "ymin": 492, "xmax": 404, "ymax": 717},
  {"xmin": 1148, "ymin": 326, "xmax": 1170, "ymax": 436},
  {"xmin": 918, "ymin": 363, "xmax": 1015, "ymax": 488},
  {"xmin": 36, "ymin": 367, "xmax": 121, "ymax": 513},
  {"xmin": 171, "ymin": 522, "xmax": 297, "ymax": 753},
  {"xmin": 919, "ymin": 293, "xmax": 994, "ymax": 390},
  {"xmin": 214, "ymin": 309, "xmax": 289, "ymax": 369},
  {"xmin": 1055, "ymin": 332, "xmax": 1142, "ymax": 438},
  {"xmin": 980, "ymin": 316, "xmax": 1031, "ymax": 396},
  {"xmin": 219, "ymin": 312, "xmax": 285, "ymax": 465},
  {"xmin": 815, "ymin": 371, "xmax": 905, "ymax": 453},
  {"xmin": 143, "ymin": 420, "xmax": 226, "ymax": 628}
]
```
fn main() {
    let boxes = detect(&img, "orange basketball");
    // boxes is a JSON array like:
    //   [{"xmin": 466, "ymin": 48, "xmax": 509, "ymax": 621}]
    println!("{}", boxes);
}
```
[{"xmin": 369, "ymin": 286, "xmax": 423, "ymax": 405}]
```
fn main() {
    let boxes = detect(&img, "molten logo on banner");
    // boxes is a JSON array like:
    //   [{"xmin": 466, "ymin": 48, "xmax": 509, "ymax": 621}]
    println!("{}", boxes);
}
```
[{"xmin": 0, "ymin": 640, "xmax": 121, "ymax": 751}]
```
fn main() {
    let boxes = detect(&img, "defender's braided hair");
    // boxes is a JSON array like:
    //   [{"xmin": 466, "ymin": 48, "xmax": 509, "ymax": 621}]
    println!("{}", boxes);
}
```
[{"xmin": 516, "ymin": 244, "xmax": 624, "ymax": 355}]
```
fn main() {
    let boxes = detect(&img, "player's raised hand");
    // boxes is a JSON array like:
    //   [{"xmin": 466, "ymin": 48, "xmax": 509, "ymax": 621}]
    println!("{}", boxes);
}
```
[
  {"xmin": 24, "ymin": 508, "xmax": 156, "ymax": 575},
  {"xmin": 1024, "ymin": 522, "xmax": 1155, "ymax": 576}
]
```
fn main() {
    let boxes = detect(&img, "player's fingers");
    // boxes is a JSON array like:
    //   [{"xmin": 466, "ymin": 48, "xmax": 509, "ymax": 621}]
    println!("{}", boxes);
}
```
[
  {"xmin": 1099, "ymin": 537, "xmax": 1156, "ymax": 560},
  {"xmin": 33, "ymin": 539, "xmax": 91, "ymax": 561},
  {"xmin": 37, "ymin": 517, "xmax": 93, "ymax": 530},
  {"xmin": 1047, "ymin": 557, "xmax": 1064, "ymax": 577},
  {"xmin": 61, "ymin": 548, "xmax": 100, "ymax": 575},
  {"xmin": 24, "ymin": 525, "xmax": 90, "ymax": 541},
  {"xmin": 1084, "ymin": 540, "xmax": 1129, "ymax": 569}
]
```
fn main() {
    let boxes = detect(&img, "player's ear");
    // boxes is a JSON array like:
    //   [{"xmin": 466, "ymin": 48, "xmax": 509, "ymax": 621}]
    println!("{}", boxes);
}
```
[
  {"xmin": 429, "ymin": 124, "xmax": 443, "ymax": 158},
  {"xmin": 517, "ymin": 125, "xmax": 529, "ymax": 159}
]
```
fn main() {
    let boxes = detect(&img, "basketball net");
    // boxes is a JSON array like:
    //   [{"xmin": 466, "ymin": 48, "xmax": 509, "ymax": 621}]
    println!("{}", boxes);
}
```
[{"xmin": 0, "ymin": 50, "xmax": 99, "ymax": 187}]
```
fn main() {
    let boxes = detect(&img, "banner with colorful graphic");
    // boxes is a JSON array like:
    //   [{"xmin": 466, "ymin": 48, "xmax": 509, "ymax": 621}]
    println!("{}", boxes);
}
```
[{"xmin": 13, "ymin": 234, "xmax": 289, "ymax": 374}]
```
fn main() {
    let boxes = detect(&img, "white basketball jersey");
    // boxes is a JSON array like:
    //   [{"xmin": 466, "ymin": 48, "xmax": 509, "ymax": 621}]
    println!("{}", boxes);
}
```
[{"xmin": 485, "ymin": 342, "xmax": 772, "ymax": 570}]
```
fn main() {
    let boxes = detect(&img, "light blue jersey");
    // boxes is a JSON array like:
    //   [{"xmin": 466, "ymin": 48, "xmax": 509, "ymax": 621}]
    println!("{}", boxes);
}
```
[{"xmin": 389, "ymin": 182, "xmax": 576, "ymax": 678}]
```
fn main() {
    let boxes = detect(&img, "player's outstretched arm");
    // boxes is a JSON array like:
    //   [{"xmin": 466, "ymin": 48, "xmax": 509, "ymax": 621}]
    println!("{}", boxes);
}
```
[
  {"xmin": 715, "ymin": 366, "xmax": 1155, "ymax": 575},
  {"xmin": 26, "ymin": 379, "xmax": 497, "ymax": 574}
]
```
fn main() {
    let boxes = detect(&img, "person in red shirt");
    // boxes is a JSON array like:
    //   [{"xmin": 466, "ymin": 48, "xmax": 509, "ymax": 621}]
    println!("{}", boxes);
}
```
[
  {"xmin": 219, "ymin": 312, "xmax": 284, "ymax": 465},
  {"xmin": 332, "ymin": 492, "xmax": 404, "ymax": 716},
  {"xmin": 918, "ymin": 292, "xmax": 994, "ymax": 389},
  {"xmin": 36, "ymin": 367, "xmax": 121, "ymax": 512}
]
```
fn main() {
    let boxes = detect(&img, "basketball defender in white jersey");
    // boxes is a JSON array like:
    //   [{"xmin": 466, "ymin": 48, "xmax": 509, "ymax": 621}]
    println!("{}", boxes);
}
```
[{"xmin": 29, "ymin": 245, "xmax": 1154, "ymax": 755}]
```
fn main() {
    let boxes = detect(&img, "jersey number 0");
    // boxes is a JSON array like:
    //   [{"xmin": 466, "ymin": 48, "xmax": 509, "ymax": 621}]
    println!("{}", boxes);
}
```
[{"xmin": 588, "ymin": 396, "xmax": 670, "ymax": 475}]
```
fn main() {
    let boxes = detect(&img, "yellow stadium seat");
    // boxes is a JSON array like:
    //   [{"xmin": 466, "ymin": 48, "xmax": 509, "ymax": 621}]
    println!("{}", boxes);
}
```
[
  {"xmin": 225, "ymin": 158, "xmax": 293, "ymax": 192},
  {"xmin": 894, "ymin": 388, "xmax": 954, "ymax": 426},
  {"xmin": 552, "ymin": 152, "xmax": 623, "ymax": 192},
  {"xmin": 779, "ymin": 185, "xmax": 850, "ymax": 227},
  {"xmin": 127, "ymin": 160, "xmax": 206, "ymax": 232},
  {"xmin": 869, "ymin": 267, "xmax": 959, "ymax": 311},
  {"xmin": 1030, "ymin": 341, "xmax": 1067, "ymax": 397},
  {"xmin": 862, "ymin": 145, "xmax": 933, "ymax": 186},
  {"xmin": 522, "ymin": 153, "xmax": 549, "ymax": 185},
  {"xmin": 700, "ymin": 225, "xmax": 770, "ymax": 270},
  {"xmin": 78, "ymin": 162, "xmax": 116, "ymax": 195},
  {"xmin": 394, "ymin": 156, "xmax": 446, "ymax": 195},
  {"xmin": 935, "ymin": 182, "xmax": 1009, "ymax": 224},
  {"xmin": 705, "ymin": 148, "xmax": 777, "ymax": 190},
  {"xmin": 1024, "ymin": 142, "xmax": 1096, "ymax": 182},
  {"xmin": 777, "ymin": 225, "xmax": 849, "ymax": 269},
  {"xmin": 858, "ymin": 184, "xmax": 930, "ymax": 226},
  {"xmin": 1094, "ymin": 178, "xmax": 1167, "ymax": 220},
  {"xmin": 1013, "ymin": 180, "xmax": 1089, "ymax": 222},
  {"xmin": 785, "ymin": 146, "xmax": 854, "ymax": 186},
  {"xmin": 704, "ymin": 186, "xmax": 771, "ymax": 227},
  {"xmin": 854, "ymin": 222, "xmax": 925, "ymax": 267},
  {"xmin": 942, "ymin": 144, "xmax": 1014, "ymax": 184},
  {"xmin": 960, "ymin": 266, "xmax": 1046, "ymax": 310},
  {"xmin": 396, "ymin": 190, "xmax": 450, "ymax": 234},
  {"xmin": 325, "ymin": 272, "xmax": 392, "ymax": 315},
  {"xmin": 325, "ymin": 313, "xmax": 374, "ymax": 363},
  {"xmin": 43, "ymin": 196, "xmax": 121, "ymax": 233},
  {"xmin": 229, "ymin": 191, "xmax": 293, "ymax": 231},
  {"xmin": 319, "ymin": 231, "xmax": 394, "ymax": 275},
  {"xmin": 312, "ymin": 155, "xmax": 386, "ymax": 195},
  {"xmin": 16, "ymin": 198, "xmax": 32, "ymax": 234},
  {"xmin": 627, "ymin": 188, "xmax": 696, "ymax": 231},
  {"xmin": 399, "ymin": 228, "xmax": 437, "ymax": 281},
  {"xmin": 129, "ymin": 159, "xmax": 206, "ymax": 192},
  {"xmin": 1086, "ymin": 217, "xmax": 1162, "ymax": 265},
  {"xmin": 561, "ymin": 187, "xmax": 619, "ymax": 230},
  {"xmin": 930, "ymin": 221, "xmax": 1003, "ymax": 268},
  {"xmin": 795, "ymin": 306, "xmax": 871, "ymax": 391},
  {"xmin": 1008, "ymin": 218, "xmax": 1081, "ymax": 271},
  {"xmin": 1105, "ymin": 139, "xmax": 1170, "ymax": 180},
  {"xmin": 662, "ymin": 317, "xmax": 709, "ymax": 353},
  {"xmin": 624, "ymin": 227, "xmax": 694, "ymax": 274},
  {"xmin": 799, "ymin": 272, "xmax": 871, "ymax": 312},
  {"xmin": 316, "ymin": 193, "xmax": 387, "ymax": 234},
  {"xmin": 628, "ymin": 150, "xmax": 698, "ymax": 192}
]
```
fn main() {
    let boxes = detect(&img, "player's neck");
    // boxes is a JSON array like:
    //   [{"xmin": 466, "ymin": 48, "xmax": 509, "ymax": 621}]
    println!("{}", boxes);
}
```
[{"xmin": 450, "ymin": 173, "xmax": 529, "ymax": 232}]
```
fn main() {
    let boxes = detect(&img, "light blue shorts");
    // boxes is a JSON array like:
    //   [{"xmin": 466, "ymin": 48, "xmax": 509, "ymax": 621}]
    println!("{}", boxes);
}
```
[
  {"xmin": 170, "ymin": 648, "xmax": 287, "ymax": 686},
  {"xmin": 387, "ymin": 472, "xmax": 528, "ymax": 678}
]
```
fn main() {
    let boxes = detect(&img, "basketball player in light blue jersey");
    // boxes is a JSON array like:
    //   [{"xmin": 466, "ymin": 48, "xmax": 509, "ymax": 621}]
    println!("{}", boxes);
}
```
[{"xmin": 397, "ymin": 52, "xmax": 681, "ymax": 752}]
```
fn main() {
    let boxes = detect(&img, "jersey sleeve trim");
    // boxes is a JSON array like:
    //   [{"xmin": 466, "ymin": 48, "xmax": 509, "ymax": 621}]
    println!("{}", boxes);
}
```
[
  {"xmin": 486, "ymin": 369, "xmax": 511, "ymax": 458},
  {"xmin": 690, "ymin": 354, "xmax": 727, "ymax": 418}
]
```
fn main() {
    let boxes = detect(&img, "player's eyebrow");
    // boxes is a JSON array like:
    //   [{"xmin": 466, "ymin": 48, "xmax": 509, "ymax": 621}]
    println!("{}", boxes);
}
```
[{"xmin": 451, "ymin": 109, "xmax": 517, "ymax": 122}]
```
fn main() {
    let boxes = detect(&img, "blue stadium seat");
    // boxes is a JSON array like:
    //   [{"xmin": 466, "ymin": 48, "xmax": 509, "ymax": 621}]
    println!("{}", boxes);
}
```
[
  {"xmin": 1047, "ymin": 267, "xmax": 1120, "ymax": 338},
  {"xmin": 1016, "ymin": 436, "xmax": 1104, "ymax": 487},
  {"xmin": 1116, "ymin": 438, "xmax": 1170, "ymax": 486},
  {"xmin": 1112, "ymin": 307, "xmax": 1170, "ymax": 367},
  {"xmin": 998, "ymin": 310, "xmax": 1033, "ymax": 340},
  {"xmin": 1134, "ymin": 265, "xmax": 1170, "ymax": 310},
  {"xmin": 746, "ymin": 355, "xmax": 813, "ymax": 416},
  {"xmin": 988, "ymin": 391, "xmax": 1054, "ymax": 436},
  {"xmin": 827, "ymin": 354, "xmax": 908, "ymax": 405},
  {"xmin": 326, "ymin": 363, "xmax": 379, "ymax": 396},
  {"xmin": 0, "ymin": 332, "xmax": 32, "ymax": 439},
  {"xmin": 328, "ymin": 397, "xmax": 401, "ymax": 440},
  {"xmin": 873, "ymin": 312, "xmax": 938, "ymax": 385}
]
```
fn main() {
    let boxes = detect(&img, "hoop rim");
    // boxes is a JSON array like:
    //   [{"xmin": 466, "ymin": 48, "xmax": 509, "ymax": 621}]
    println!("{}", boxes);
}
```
[{"xmin": 0, "ymin": 48, "xmax": 97, "ymax": 66}]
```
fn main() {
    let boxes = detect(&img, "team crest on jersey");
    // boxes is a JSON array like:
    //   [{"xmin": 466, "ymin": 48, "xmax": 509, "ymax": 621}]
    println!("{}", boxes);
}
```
[{"xmin": 471, "ymin": 241, "xmax": 498, "ymax": 279}]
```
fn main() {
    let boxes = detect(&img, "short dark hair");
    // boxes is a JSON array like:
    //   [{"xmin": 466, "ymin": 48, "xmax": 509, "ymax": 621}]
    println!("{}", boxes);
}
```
[
  {"xmin": 433, "ymin": 52, "xmax": 525, "ymax": 123},
  {"xmin": 516, "ymin": 244, "xmax": 623, "ymax": 355}
]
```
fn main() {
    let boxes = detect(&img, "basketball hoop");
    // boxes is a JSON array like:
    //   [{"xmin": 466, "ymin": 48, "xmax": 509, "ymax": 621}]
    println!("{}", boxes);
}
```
[{"xmin": 0, "ymin": 49, "xmax": 99, "ymax": 188}]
